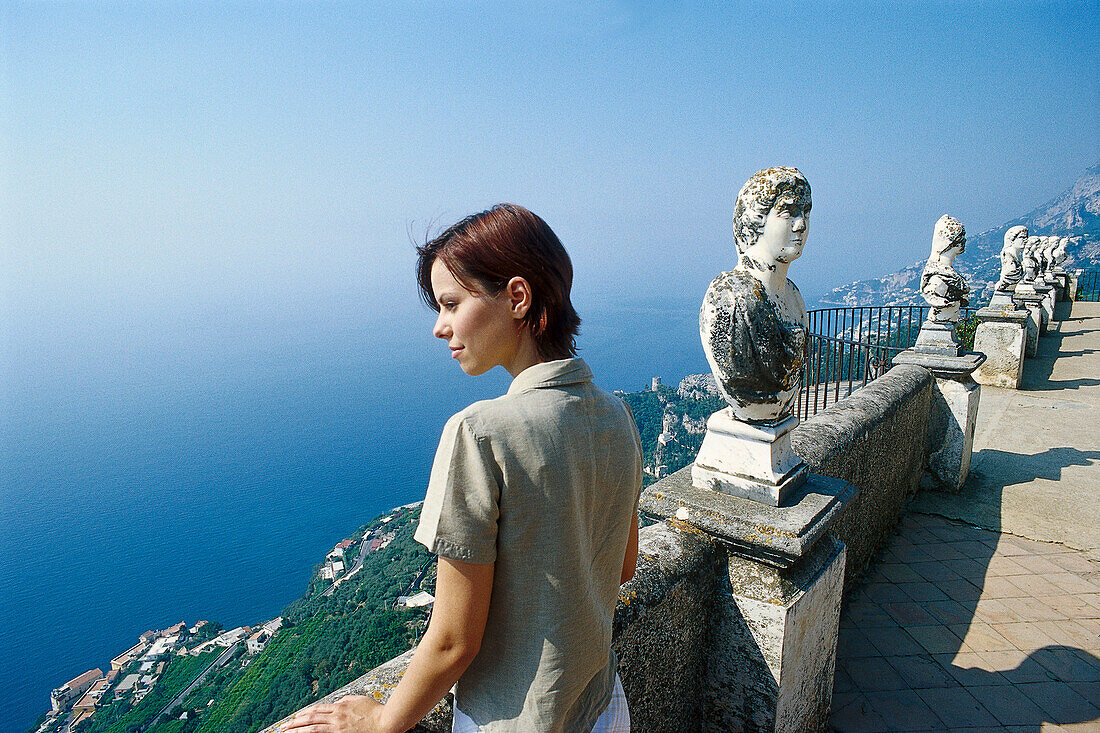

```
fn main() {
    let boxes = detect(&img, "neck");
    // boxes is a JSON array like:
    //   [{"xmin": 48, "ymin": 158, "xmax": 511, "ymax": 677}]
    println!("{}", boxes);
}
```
[
  {"xmin": 503, "ymin": 335, "xmax": 544, "ymax": 378},
  {"xmin": 745, "ymin": 259, "xmax": 790, "ymax": 295}
]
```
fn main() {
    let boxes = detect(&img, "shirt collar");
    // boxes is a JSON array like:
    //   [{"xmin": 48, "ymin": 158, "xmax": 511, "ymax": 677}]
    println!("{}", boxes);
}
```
[{"xmin": 506, "ymin": 358, "xmax": 593, "ymax": 395}]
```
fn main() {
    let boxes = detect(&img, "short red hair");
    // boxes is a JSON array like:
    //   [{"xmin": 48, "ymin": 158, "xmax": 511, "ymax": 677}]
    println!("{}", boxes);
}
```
[{"xmin": 417, "ymin": 204, "xmax": 580, "ymax": 360}]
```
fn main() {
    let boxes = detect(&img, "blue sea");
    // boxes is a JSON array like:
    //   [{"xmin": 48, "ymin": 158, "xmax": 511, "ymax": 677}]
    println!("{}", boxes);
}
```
[{"xmin": 1, "ymin": 290, "xmax": 739, "ymax": 732}]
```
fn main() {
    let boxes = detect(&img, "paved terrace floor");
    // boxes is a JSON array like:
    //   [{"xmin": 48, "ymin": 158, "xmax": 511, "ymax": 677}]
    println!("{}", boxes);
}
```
[{"xmin": 830, "ymin": 301, "xmax": 1100, "ymax": 732}]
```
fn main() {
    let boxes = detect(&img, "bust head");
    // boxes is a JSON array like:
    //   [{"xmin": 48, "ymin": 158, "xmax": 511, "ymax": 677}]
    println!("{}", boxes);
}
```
[
  {"xmin": 1003, "ymin": 226, "xmax": 1028, "ymax": 257},
  {"xmin": 733, "ymin": 167, "xmax": 811, "ymax": 268},
  {"xmin": 931, "ymin": 215, "xmax": 966, "ymax": 260}
]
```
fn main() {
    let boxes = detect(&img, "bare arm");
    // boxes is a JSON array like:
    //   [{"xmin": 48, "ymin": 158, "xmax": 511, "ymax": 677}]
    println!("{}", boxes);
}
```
[
  {"xmin": 282, "ymin": 556, "xmax": 494, "ymax": 733},
  {"xmin": 620, "ymin": 513, "xmax": 639, "ymax": 585}
]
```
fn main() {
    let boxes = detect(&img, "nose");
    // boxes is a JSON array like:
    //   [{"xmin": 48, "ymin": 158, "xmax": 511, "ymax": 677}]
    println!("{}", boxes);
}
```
[
  {"xmin": 433, "ymin": 312, "xmax": 450, "ymax": 340},
  {"xmin": 792, "ymin": 215, "xmax": 807, "ymax": 233}
]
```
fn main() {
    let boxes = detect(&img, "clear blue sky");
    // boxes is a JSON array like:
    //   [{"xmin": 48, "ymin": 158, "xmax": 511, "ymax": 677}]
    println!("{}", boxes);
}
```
[{"xmin": 3, "ymin": 0, "xmax": 1099, "ymax": 373}]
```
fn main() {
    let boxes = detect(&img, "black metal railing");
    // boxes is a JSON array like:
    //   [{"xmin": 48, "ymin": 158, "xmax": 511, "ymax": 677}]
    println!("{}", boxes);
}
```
[
  {"xmin": 1077, "ymin": 270, "xmax": 1100, "ymax": 302},
  {"xmin": 797, "ymin": 305, "xmax": 976, "ymax": 419}
]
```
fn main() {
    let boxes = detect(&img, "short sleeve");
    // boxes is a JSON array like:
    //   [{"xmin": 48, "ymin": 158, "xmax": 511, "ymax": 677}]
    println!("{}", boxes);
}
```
[{"xmin": 414, "ymin": 413, "xmax": 501, "ymax": 564}]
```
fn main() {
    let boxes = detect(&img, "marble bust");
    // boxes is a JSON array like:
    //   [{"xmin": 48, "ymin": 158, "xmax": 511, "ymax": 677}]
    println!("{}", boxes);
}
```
[
  {"xmin": 994, "ymin": 225, "xmax": 1028, "ymax": 292},
  {"xmin": 700, "ymin": 167, "xmax": 810, "ymax": 424},
  {"xmin": 919, "ymin": 215, "xmax": 969, "ymax": 324},
  {"xmin": 1055, "ymin": 237, "xmax": 1070, "ymax": 267},
  {"xmin": 1022, "ymin": 235, "xmax": 1042, "ymax": 282}
]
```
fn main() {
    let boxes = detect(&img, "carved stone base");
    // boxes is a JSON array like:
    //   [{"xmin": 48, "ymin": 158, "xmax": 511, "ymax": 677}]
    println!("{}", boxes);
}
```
[
  {"xmin": 1068, "ymin": 272, "xmax": 1079, "ymax": 301},
  {"xmin": 1013, "ymin": 290, "xmax": 1045, "ymax": 353},
  {"xmin": 893, "ymin": 349, "xmax": 983, "ymax": 493},
  {"xmin": 988, "ymin": 289, "xmax": 1016, "ymax": 309},
  {"xmin": 692, "ymin": 411, "xmax": 807, "ymax": 507},
  {"xmin": 707, "ymin": 537, "xmax": 846, "ymax": 733},
  {"xmin": 973, "ymin": 307, "xmax": 1027, "ymax": 389},
  {"xmin": 911, "ymin": 320, "xmax": 961, "ymax": 356},
  {"xmin": 1034, "ymin": 283, "xmax": 1054, "ymax": 332}
]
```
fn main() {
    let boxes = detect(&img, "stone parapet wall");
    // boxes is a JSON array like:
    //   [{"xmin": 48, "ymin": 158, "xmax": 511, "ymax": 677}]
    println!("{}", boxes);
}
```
[
  {"xmin": 792, "ymin": 364, "xmax": 934, "ymax": 583},
  {"xmin": 613, "ymin": 522, "xmax": 721, "ymax": 733}
]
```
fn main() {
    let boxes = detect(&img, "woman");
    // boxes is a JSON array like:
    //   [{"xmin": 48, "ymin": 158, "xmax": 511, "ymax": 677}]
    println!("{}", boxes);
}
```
[{"xmin": 285, "ymin": 204, "xmax": 642, "ymax": 733}]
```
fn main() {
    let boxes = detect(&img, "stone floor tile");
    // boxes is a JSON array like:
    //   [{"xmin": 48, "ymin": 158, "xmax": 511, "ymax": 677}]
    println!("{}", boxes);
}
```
[
  {"xmin": 891, "ymin": 545, "xmax": 938, "ymax": 563},
  {"xmin": 1051, "ymin": 573, "xmax": 1100, "ymax": 596},
  {"xmin": 906, "ymin": 625, "xmax": 966, "ymax": 655},
  {"xmin": 834, "ymin": 664, "xmax": 856, "ymax": 693},
  {"xmin": 849, "ymin": 656, "xmax": 909, "ymax": 692},
  {"xmin": 1048, "ymin": 553, "xmax": 1100, "ymax": 575},
  {"xmin": 844, "ymin": 600, "xmax": 897, "ymax": 627},
  {"xmin": 950, "ymin": 540, "xmax": 994, "ymax": 558},
  {"xmin": 975, "ymin": 647, "xmax": 1032, "ymax": 673},
  {"xmin": 994, "ymin": 621, "xmax": 1062, "ymax": 652},
  {"xmin": 861, "ymin": 624, "xmax": 926, "ymax": 657},
  {"xmin": 1043, "ymin": 595, "xmax": 1098, "ymax": 618},
  {"xmin": 1077, "ymin": 618, "xmax": 1100, "ymax": 640},
  {"xmin": 922, "ymin": 540, "xmax": 967, "ymax": 560},
  {"xmin": 909, "ymin": 560, "xmax": 964, "ymax": 583},
  {"xmin": 934, "ymin": 652, "xmax": 1011, "ymax": 686},
  {"xmin": 1010, "ymin": 573, "xmax": 1080, "ymax": 598},
  {"xmin": 877, "ymin": 562, "xmax": 924, "ymax": 583},
  {"xmin": 1058, "ymin": 723, "xmax": 1100, "ymax": 732},
  {"xmin": 941, "ymin": 556, "xmax": 988, "ymax": 580},
  {"xmin": 1032, "ymin": 647, "xmax": 1100, "ymax": 683},
  {"xmin": 1040, "ymin": 619, "xmax": 1100, "ymax": 651},
  {"xmin": 973, "ymin": 598, "xmax": 1025, "ymax": 624},
  {"xmin": 995, "ymin": 540, "xmax": 1037, "ymax": 557},
  {"xmin": 829, "ymin": 691, "xmax": 889, "ymax": 732},
  {"xmin": 1007, "ymin": 597, "xmax": 1070, "ymax": 622},
  {"xmin": 864, "ymin": 582, "xmax": 912, "ymax": 604},
  {"xmin": 863, "ymin": 689, "xmax": 943, "ymax": 730},
  {"xmin": 886, "ymin": 653, "xmax": 958, "ymax": 689},
  {"xmin": 959, "ymin": 621, "xmax": 1017, "ymax": 652},
  {"xmin": 882, "ymin": 601, "xmax": 940, "ymax": 626},
  {"xmin": 899, "ymin": 581, "xmax": 951, "ymax": 603},
  {"xmin": 968, "ymin": 682, "xmax": 1051, "ymax": 726},
  {"xmin": 938, "ymin": 578, "xmax": 984, "ymax": 602},
  {"xmin": 1079, "ymin": 594, "xmax": 1100, "ymax": 613},
  {"xmin": 982, "ymin": 575, "xmax": 1031, "ymax": 598},
  {"xmin": 924, "ymin": 599, "xmax": 975, "ymax": 625},
  {"xmin": 1069, "ymin": 681, "xmax": 1100, "ymax": 707},
  {"xmin": 1015, "ymin": 554, "xmax": 1077, "ymax": 575},
  {"xmin": 838, "ymin": 627, "xmax": 881, "ymax": 658},
  {"xmin": 986, "ymin": 555, "xmax": 1032, "ymax": 575},
  {"xmin": 1016, "ymin": 681, "xmax": 1100, "ymax": 726},
  {"xmin": 914, "ymin": 686, "xmax": 1001, "ymax": 727}
]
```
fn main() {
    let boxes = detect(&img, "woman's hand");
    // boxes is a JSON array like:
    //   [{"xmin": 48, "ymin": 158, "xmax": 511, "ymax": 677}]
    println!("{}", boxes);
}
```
[{"xmin": 279, "ymin": 695, "xmax": 384, "ymax": 733}]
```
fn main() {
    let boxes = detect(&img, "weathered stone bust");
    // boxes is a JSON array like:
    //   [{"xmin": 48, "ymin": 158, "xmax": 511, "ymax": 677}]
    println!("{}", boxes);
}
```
[
  {"xmin": 1044, "ymin": 236, "xmax": 1060, "ymax": 276},
  {"xmin": 1022, "ymin": 235, "xmax": 1042, "ymax": 282},
  {"xmin": 994, "ymin": 225, "xmax": 1028, "ymax": 292},
  {"xmin": 1055, "ymin": 236, "xmax": 1070, "ymax": 267},
  {"xmin": 919, "ymin": 215, "xmax": 969, "ymax": 324},
  {"xmin": 700, "ymin": 167, "xmax": 810, "ymax": 424}
]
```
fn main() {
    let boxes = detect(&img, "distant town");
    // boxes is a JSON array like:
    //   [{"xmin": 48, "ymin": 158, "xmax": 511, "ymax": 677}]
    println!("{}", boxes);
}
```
[{"xmin": 35, "ymin": 504, "xmax": 430, "ymax": 733}]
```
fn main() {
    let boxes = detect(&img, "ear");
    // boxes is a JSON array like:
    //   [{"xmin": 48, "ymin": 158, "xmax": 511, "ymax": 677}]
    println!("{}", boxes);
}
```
[{"xmin": 505, "ymin": 277, "xmax": 532, "ymax": 320}]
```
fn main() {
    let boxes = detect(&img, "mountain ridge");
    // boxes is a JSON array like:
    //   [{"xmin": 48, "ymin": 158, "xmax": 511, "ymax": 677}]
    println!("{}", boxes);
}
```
[{"xmin": 819, "ymin": 162, "xmax": 1100, "ymax": 308}]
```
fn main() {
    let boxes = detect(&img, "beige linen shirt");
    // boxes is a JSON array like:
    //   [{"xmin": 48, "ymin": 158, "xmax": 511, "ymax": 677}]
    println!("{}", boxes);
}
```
[{"xmin": 415, "ymin": 358, "xmax": 642, "ymax": 733}]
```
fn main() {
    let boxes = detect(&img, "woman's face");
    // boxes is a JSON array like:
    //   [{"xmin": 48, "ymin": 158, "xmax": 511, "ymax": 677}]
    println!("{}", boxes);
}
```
[
  {"xmin": 430, "ymin": 259, "xmax": 522, "ymax": 376},
  {"xmin": 749, "ymin": 197, "xmax": 808, "ymax": 265}
]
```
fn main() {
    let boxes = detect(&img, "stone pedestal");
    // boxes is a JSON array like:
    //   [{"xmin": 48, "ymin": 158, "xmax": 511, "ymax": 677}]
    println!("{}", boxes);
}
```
[
  {"xmin": 692, "ymin": 411, "xmax": 807, "ymax": 506},
  {"xmin": 1068, "ymin": 272, "xmax": 1080, "ymax": 301},
  {"xmin": 1035, "ymin": 282, "xmax": 1055, "ymax": 331},
  {"xmin": 911, "ymin": 319, "xmax": 960, "ymax": 356},
  {"xmin": 1013, "ymin": 288, "xmax": 1046, "ymax": 353},
  {"xmin": 988, "ymin": 289, "xmax": 1016, "ymax": 309},
  {"xmin": 972, "ymin": 307, "xmax": 1028, "ymax": 388},
  {"xmin": 893, "ymin": 350, "xmax": 985, "ymax": 492},
  {"xmin": 642, "ymin": 470, "xmax": 855, "ymax": 732}
]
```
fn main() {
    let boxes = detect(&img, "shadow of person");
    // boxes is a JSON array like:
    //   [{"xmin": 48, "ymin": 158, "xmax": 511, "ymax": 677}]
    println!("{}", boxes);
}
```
[{"xmin": 947, "ymin": 645, "xmax": 1100, "ymax": 730}]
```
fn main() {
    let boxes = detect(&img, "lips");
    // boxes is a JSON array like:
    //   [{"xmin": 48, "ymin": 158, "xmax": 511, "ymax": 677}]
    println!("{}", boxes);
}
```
[{"xmin": 450, "ymin": 346, "xmax": 464, "ymax": 359}]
